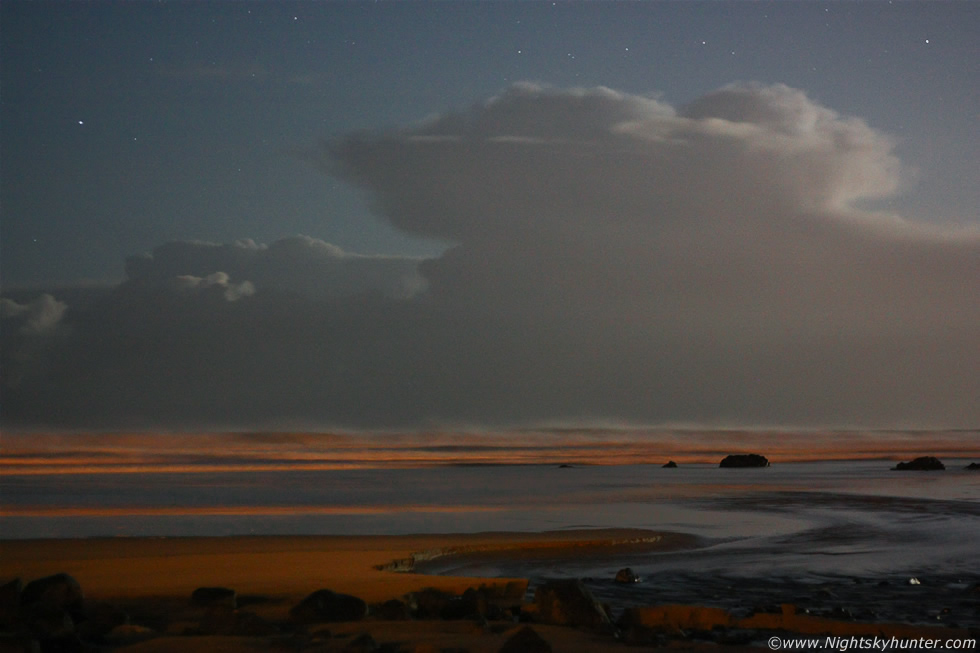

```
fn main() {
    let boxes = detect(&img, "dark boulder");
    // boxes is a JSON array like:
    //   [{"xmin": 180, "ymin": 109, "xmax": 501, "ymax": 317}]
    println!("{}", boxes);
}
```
[
  {"xmin": 197, "ymin": 606, "xmax": 278, "ymax": 636},
  {"xmin": 21, "ymin": 574, "xmax": 83, "ymax": 618},
  {"xmin": 892, "ymin": 456, "xmax": 945, "ymax": 471},
  {"xmin": 662, "ymin": 461, "xmax": 678, "ymax": 468},
  {"xmin": 533, "ymin": 579, "xmax": 613, "ymax": 632},
  {"xmin": 76, "ymin": 600, "xmax": 129, "ymax": 640},
  {"xmin": 343, "ymin": 632, "xmax": 378, "ymax": 652},
  {"xmin": 719, "ymin": 454, "xmax": 770, "ymax": 468},
  {"xmin": 499, "ymin": 625, "xmax": 552, "ymax": 653},
  {"xmin": 0, "ymin": 578, "xmax": 22, "ymax": 631},
  {"xmin": 405, "ymin": 588, "xmax": 453, "ymax": 620},
  {"xmin": 24, "ymin": 605, "xmax": 74, "ymax": 640},
  {"xmin": 369, "ymin": 598, "xmax": 412, "ymax": 620},
  {"xmin": 439, "ymin": 586, "xmax": 495, "ymax": 620},
  {"xmin": 191, "ymin": 586, "xmax": 237, "ymax": 609},
  {"xmin": 104, "ymin": 625, "xmax": 157, "ymax": 647},
  {"xmin": 614, "ymin": 568, "xmax": 640, "ymax": 584},
  {"xmin": 290, "ymin": 589, "xmax": 367, "ymax": 623},
  {"xmin": 965, "ymin": 462, "xmax": 980, "ymax": 470}
]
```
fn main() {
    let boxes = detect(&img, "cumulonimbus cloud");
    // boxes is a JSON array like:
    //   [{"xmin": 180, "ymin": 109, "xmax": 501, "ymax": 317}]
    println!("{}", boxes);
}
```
[
  {"xmin": 2, "ymin": 83, "xmax": 978, "ymax": 430},
  {"xmin": 125, "ymin": 235, "xmax": 426, "ymax": 300}
]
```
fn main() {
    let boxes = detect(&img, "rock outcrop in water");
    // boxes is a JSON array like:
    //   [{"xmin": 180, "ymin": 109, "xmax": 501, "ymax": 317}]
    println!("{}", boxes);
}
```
[
  {"xmin": 615, "ymin": 568, "xmax": 641, "ymax": 584},
  {"xmin": 965, "ymin": 462, "xmax": 980, "ymax": 470},
  {"xmin": 662, "ymin": 461, "xmax": 678, "ymax": 468},
  {"xmin": 719, "ymin": 454, "xmax": 769, "ymax": 468},
  {"xmin": 891, "ymin": 456, "xmax": 945, "ymax": 471}
]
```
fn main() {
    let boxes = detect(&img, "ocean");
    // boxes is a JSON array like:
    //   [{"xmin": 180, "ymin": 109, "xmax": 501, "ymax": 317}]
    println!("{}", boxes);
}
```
[{"xmin": 2, "ymin": 432, "xmax": 978, "ymax": 627}]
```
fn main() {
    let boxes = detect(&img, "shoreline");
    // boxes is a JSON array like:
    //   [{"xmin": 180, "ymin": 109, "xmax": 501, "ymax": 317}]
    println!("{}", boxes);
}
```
[
  {"xmin": 0, "ymin": 529, "xmax": 686, "ymax": 602},
  {"xmin": 2, "ymin": 530, "xmax": 975, "ymax": 652}
]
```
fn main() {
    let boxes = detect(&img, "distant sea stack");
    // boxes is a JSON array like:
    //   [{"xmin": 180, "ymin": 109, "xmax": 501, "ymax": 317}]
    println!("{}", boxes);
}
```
[
  {"xmin": 891, "ymin": 456, "xmax": 945, "ymax": 471},
  {"xmin": 662, "ymin": 461, "xmax": 678, "ymax": 468},
  {"xmin": 719, "ymin": 454, "xmax": 770, "ymax": 468},
  {"xmin": 966, "ymin": 462, "xmax": 980, "ymax": 470}
]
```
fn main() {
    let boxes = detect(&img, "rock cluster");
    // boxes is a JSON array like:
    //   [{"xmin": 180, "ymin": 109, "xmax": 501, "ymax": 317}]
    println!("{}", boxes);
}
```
[{"xmin": 3, "ymin": 566, "xmax": 971, "ymax": 652}]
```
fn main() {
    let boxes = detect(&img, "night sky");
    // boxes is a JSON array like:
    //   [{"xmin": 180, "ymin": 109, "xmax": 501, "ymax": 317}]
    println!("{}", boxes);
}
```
[{"xmin": 1, "ymin": 1, "xmax": 978, "ymax": 431}]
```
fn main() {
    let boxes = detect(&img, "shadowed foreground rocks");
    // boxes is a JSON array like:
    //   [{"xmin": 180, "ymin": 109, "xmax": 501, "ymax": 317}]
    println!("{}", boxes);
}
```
[
  {"xmin": 498, "ymin": 625, "xmax": 552, "ymax": 653},
  {"xmin": 532, "ymin": 579, "xmax": 614, "ymax": 633},
  {"xmin": 290, "ymin": 589, "xmax": 368, "ymax": 623},
  {"xmin": 2, "ymin": 570, "xmax": 974, "ymax": 652}
]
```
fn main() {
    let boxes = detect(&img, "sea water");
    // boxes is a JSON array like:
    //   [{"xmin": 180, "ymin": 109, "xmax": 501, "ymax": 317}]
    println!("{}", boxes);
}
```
[{"xmin": 2, "ymin": 457, "xmax": 978, "ymax": 625}]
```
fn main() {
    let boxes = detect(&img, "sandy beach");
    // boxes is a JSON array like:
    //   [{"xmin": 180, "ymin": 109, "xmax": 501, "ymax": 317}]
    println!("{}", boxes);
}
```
[
  {"xmin": 0, "ymin": 529, "xmax": 685, "ymax": 652},
  {"xmin": 0, "ymin": 529, "xmax": 684, "ymax": 602},
  {"xmin": 2, "ymin": 529, "xmax": 975, "ymax": 652}
]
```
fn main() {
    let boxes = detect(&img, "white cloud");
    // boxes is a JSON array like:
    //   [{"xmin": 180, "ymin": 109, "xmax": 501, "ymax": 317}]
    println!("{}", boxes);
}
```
[
  {"xmin": 0, "ymin": 294, "xmax": 67, "ymax": 335},
  {"xmin": 2, "ymin": 83, "xmax": 977, "ymax": 430},
  {"xmin": 125, "ymin": 235, "xmax": 426, "ymax": 300},
  {"xmin": 172, "ymin": 272, "xmax": 255, "ymax": 302}
]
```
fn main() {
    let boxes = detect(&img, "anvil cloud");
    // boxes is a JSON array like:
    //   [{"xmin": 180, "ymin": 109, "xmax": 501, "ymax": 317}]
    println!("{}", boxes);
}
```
[{"xmin": 2, "ymin": 83, "xmax": 978, "ymax": 429}]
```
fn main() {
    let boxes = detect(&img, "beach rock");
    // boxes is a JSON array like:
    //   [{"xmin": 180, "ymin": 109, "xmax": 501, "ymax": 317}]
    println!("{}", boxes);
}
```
[
  {"xmin": 20, "ymin": 574, "xmax": 83, "ymax": 618},
  {"xmin": 438, "ymin": 587, "xmax": 497, "ymax": 621},
  {"xmin": 104, "ymin": 624, "xmax": 157, "ymax": 646},
  {"xmin": 719, "ymin": 454, "xmax": 769, "ymax": 468},
  {"xmin": 32, "ymin": 633, "xmax": 81, "ymax": 653},
  {"xmin": 197, "ymin": 606, "xmax": 279, "ymax": 636},
  {"xmin": 343, "ymin": 632, "xmax": 378, "ymax": 652},
  {"xmin": 498, "ymin": 625, "xmax": 552, "ymax": 653},
  {"xmin": 371, "ymin": 598, "xmax": 412, "ymax": 620},
  {"xmin": 0, "ymin": 578, "xmax": 22, "ymax": 631},
  {"xmin": 558, "ymin": 464, "xmax": 573, "ymax": 469},
  {"xmin": 532, "ymin": 579, "xmax": 614, "ymax": 632},
  {"xmin": 662, "ymin": 461, "xmax": 678, "ymax": 468},
  {"xmin": 614, "ymin": 568, "xmax": 640, "ymax": 584},
  {"xmin": 501, "ymin": 581, "xmax": 528, "ymax": 600},
  {"xmin": 191, "ymin": 586, "xmax": 237, "ymax": 609},
  {"xmin": 76, "ymin": 600, "xmax": 128, "ymax": 640},
  {"xmin": 965, "ymin": 463, "xmax": 980, "ymax": 470},
  {"xmin": 440, "ymin": 597, "xmax": 476, "ymax": 621},
  {"xmin": 290, "ymin": 589, "xmax": 367, "ymax": 623},
  {"xmin": 0, "ymin": 634, "xmax": 40, "ymax": 653},
  {"xmin": 405, "ymin": 588, "xmax": 454, "ymax": 620},
  {"xmin": 618, "ymin": 604, "xmax": 734, "ymax": 633},
  {"xmin": 892, "ymin": 457, "xmax": 945, "ymax": 471}
]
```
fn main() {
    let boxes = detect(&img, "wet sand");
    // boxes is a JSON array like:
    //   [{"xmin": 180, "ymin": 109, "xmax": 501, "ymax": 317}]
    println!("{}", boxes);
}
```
[
  {"xmin": 1, "ymin": 530, "xmax": 973, "ymax": 652},
  {"xmin": 0, "ymin": 530, "xmax": 688, "ymax": 652},
  {"xmin": 0, "ymin": 529, "xmax": 683, "ymax": 602}
]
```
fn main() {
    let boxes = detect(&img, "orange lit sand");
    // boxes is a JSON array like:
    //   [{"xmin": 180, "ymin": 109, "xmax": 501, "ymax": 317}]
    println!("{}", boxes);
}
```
[
  {"xmin": 2, "ymin": 530, "xmax": 971, "ymax": 652},
  {"xmin": 0, "ymin": 530, "xmax": 681, "ymax": 652},
  {"xmin": 0, "ymin": 529, "xmax": 686, "ymax": 603}
]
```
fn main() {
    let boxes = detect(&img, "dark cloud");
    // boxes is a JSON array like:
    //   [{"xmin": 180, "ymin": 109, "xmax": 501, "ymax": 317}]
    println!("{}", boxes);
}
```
[{"xmin": 2, "ymin": 84, "xmax": 978, "ymax": 430}]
